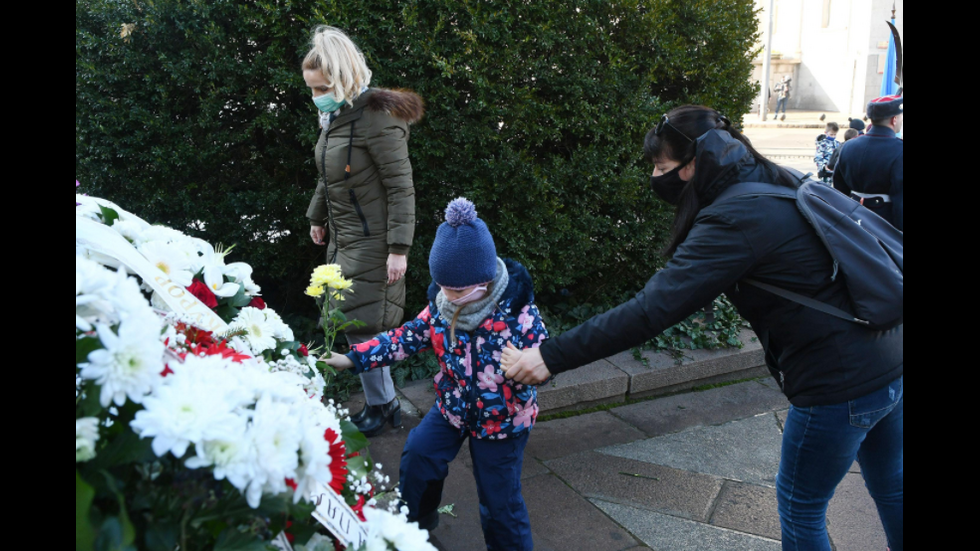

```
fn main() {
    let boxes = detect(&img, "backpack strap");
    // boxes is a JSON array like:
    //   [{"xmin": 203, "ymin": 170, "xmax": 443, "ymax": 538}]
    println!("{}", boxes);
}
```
[
  {"xmin": 714, "ymin": 178, "xmax": 875, "ymax": 328},
  {"xmin": 741, "ymin": 279, "xmax": 871, "ymax": 326}
]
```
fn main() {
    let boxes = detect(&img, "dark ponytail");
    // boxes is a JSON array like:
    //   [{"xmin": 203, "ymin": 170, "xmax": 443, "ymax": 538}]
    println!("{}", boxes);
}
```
[{"xmin": 644, "ymin": 105, "xmax": 799, "ymax": 256}]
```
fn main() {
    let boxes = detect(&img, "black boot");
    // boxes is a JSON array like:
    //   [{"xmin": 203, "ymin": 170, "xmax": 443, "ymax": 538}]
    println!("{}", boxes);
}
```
[
  {"xmin": 416, "ymin": 510, "xmax": 440, "ymax": 532},
  {"xmin": 355, "ymin": 398, "xmax": 402, "ymax": 437},
  {"xmin": 349, "ymin": 404, "xmax": 370, "ymax": 425}
]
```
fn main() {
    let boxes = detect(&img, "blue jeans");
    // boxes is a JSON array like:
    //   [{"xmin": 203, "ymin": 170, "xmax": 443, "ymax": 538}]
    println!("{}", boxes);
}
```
[
  {"xmin": 778, "ymin": 377, "xmax": 903, "ymax": 551},
  {"xmin": 775, "ymin": 97, "xmax": 789, "ymax": 116},
  {"xmin": 400, "ymin": 406, "xmax": 534, "ymax": 551}
]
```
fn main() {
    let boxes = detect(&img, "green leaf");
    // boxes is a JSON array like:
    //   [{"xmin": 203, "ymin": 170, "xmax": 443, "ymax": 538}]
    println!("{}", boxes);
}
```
[
  {"xmin": 87, "ymin": 429, "xmax": 154, "ymax": 469},
  {"xmin": 100, "ymin": 472, "xmax": 136, "ymax": 550},
  {"xmin": 77, "ymin": 471, "xmax": 97, "ymax": 551},
  {"xmin": 230, "ymin": 285, "xmax": 252, "ymax": 308},
  {"xmin": 98, "ymin": 205, "xmax": 120, "ymax": 227},
  {"xmin": 340, "ymin": 419, "xmax": 370, "ymax": 454},
  {"xmin": 144, "ymin": 524, "xmax": 178, "ymax": 551},
  {"xmin": 213, "ymin": 528, "xmax": 275, "ymax": 551},
  {"xmin": 77, "ymin": 336, "xmax": 103, "ymax": 365}
]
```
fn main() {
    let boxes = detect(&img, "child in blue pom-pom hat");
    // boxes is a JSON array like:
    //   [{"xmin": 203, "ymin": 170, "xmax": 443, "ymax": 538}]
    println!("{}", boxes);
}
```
[{"xmin": 322, "ymin": 198, "xmax": 546, "ymax": 550}]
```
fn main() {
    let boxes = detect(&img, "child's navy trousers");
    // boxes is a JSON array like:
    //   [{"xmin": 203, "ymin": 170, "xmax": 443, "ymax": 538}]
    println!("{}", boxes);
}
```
[{"xmin": 400, "ymin": 405, "xmax": 534, "ymax": 551}]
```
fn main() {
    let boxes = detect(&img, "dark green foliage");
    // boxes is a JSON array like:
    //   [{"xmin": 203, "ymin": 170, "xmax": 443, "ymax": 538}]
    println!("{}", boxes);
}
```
[{"xmin": 77, "ymin": 0, "xmax": 760, "ymax": 342}]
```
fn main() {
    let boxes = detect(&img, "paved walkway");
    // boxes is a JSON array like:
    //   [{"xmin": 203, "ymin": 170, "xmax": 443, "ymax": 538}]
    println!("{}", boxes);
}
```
[
  {"xmin": 742, "ymin": 110, "xmax": 848, "ymax": 129},
  {"xmin": 348, "ymin": 378, "xmax": 890, "ymax": 551}
]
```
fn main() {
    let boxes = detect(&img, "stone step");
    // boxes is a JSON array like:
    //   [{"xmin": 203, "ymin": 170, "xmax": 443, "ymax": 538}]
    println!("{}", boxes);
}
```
[{"xmin": 396, "ymin": 329, "xmax": 769, "ymax": 416}]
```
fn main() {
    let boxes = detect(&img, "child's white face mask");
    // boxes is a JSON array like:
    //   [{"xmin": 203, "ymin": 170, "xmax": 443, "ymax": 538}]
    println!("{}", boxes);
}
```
[{"xmin": 447, "ymin": 286, "xmax": 489, "ymax": 306}]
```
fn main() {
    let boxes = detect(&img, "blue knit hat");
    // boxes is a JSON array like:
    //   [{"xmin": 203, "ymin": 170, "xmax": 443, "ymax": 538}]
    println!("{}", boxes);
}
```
[{"xmin": 429, "ymin": 198, "xmax": 498, "ymax": 289}]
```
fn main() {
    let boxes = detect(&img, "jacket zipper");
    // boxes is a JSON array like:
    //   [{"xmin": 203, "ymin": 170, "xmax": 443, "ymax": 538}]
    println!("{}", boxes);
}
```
[
  {"xmin": 349, "ymin": 189, "xmax": 371, "ymax": 237},
  {"xmin": 320, "ymin": 130, "xmax": 339, "ymax": 264}
]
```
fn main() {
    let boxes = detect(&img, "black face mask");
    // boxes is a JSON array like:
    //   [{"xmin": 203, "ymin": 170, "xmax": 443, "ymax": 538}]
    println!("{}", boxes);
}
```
[{"xmin": 650, "ymin": 164, "xmax": 691, "ymax": 206}]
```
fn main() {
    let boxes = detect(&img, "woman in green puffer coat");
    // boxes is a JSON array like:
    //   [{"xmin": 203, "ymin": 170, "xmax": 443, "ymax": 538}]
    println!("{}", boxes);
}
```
[{"xmin": 302, "ymin": 26, "xmax": 423, "ymax": 436}]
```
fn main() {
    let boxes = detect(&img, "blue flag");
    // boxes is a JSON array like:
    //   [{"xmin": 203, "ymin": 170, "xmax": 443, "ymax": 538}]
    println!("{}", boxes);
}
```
[{"xmin": 880, "ymin": 19, "xmax": 900, "ymax": 97}]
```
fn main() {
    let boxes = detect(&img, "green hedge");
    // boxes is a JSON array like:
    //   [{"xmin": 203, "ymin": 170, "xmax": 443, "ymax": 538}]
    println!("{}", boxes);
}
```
[{"xmin": 76, "ymin": 0, "xmax": 760, "ymax": 336}]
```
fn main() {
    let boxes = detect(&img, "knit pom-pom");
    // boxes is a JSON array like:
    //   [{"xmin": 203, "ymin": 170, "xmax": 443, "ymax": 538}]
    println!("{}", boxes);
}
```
[{"xmin": 445, "ymin": 198, "xmax": 478, "ymax": 227}]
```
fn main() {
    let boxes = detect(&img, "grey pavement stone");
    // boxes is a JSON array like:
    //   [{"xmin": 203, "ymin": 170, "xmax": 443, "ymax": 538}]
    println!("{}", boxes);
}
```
[
  {"xmin": 776, "ymin": 409, "xmax": 788, "ymax": 433},
  {"xmin": 546, "ymin": 451, "xmax": 724, "ymax": 522},
  {"xmin": 526, "ymin": 411, "xmax": 646, "ymax": 461},
  {"xmin": 525, "ymin": 475, "xmax": 640, "ymax": 551},
  {"xmin": 601, "ymin": 413, "xmax": 783, "ymax": 488},
  {"xmin": 593, "ymin": 500, "xmax": 782, "ymax": 551},
  {"xmin": 537, "ymin": 359, "xmax": 630, "ymax": 413},
  {"xmin": 397, "ymin": 379, "xmax": 436, "ymax": 417},
  {"xmin": 611, "ymin": 380, "xmax": 789, "ymax": 438},
  {"xmin": 608, "ymin": 330, "xmax": 767, "ymax": 399},
  {"xmin": 709, "ymin": 481, "xmax": 781, "ymax": 541},
  {"xmin": 827, "ymin": 473, "xmax": 889, "ymax": 551}
]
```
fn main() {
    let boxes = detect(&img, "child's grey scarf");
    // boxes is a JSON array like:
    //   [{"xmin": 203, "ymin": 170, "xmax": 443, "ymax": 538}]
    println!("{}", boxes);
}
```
[{"xmin": 436, "ymin": 258, "xmax": 509, "ymax": 333}]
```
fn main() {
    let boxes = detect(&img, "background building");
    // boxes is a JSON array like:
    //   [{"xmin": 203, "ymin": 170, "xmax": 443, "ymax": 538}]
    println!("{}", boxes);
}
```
[{"xmin": 752, "ymin": 0, "xmax": 904, "ymax": 117}]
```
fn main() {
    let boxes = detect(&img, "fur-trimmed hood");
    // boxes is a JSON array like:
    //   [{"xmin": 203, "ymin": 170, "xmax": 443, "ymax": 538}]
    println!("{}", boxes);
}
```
[{"xmin": 366, "ymin": 88, "xmax": 425, "ymax": 125}]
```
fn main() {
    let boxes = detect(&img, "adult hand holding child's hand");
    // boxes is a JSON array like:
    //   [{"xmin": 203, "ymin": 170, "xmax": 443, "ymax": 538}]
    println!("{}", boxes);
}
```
[{"xmin": 503, "ymin": 343, "xmax": 553, "ymax": 386}]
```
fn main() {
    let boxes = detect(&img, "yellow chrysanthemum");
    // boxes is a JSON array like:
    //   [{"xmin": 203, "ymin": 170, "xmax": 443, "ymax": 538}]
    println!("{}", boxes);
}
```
[
  {"xmin": 311, "ymin": 264, "xmax": 353, "ymax": 292},
  {"xmin": 305, "ymin": 285, "xmax": 325, "ymax": 298}
]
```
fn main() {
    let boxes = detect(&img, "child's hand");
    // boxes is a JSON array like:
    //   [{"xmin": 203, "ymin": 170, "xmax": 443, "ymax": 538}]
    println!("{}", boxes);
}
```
[
  {"xmin": 502, "ymin": 342, "xmax": 524, "ymax": 371},
  {"xmin": 320, "ymin": 353, "xmax": 355, "ymax": 372}
]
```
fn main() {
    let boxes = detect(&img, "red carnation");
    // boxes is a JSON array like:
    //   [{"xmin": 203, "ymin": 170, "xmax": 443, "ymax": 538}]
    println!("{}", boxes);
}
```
[
  {"xmin": 324, "ymin": 429, "xmax": 349, "ymax": 495},
  {"xmin": 299, "ymin": 344, "xmax": 310, "ymax": 357},
  {"xmin": 248, "ymin": 296, "xmax": 267, "ymax": 310},
  {"xmin": 187, "ymin": 279, "xmax": 218, "ymax": 309}
]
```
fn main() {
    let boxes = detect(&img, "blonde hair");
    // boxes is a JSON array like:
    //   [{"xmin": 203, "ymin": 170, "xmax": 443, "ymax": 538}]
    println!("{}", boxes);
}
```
[{"xmin": 302, "ymin": 26, "xmax": 372, "ymax": 105}]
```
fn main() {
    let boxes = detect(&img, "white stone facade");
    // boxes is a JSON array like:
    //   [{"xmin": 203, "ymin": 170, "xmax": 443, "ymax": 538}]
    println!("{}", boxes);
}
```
[{"xmin": 752, "ymin": 0, "xmax": 904, "ymax": 116}]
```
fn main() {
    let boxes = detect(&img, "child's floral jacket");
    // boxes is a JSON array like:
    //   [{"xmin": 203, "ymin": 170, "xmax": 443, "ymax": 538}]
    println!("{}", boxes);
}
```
[{"xmin": 347, "ymin": 259, "xmax": 548, "ymax": 440}]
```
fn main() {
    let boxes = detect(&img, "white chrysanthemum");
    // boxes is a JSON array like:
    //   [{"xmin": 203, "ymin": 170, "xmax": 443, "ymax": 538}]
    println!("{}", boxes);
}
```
[
  {"xmin": 76, "ymin": 256, "xmax": 118, "ymax": 331},
  {"xmin": 111, "ymin": 219, "xmax": 148, "ymax": 245},
  {"xmin": 231, "ymin": 307, "xmax": 278, "ymax": 354},
  {"xmin": 363, "ymin": 507, "xmax": 438, "ymax": 551},
  {"xmin": 185, "ymin": 416, "xmax": 257, "ymax": 493},
  {"xmin": 76, "ymin": 418, "xmax": 101, "ymax": 463},
  {"xmin": 263, "ymin": 309, "xmax": 295, "ymax": 341},
  {"xmin": 245, "ymin": 397, "xmax": 303, "ymax": 508},
  {"xmin": 292, "ymin": 401, "xmax": 343, "ymax": 504},
  {"xmin": 225, "ymin": 262, "xmax": 262, "ymax": 296},
  {"xmin": 139, "ymin": 241, "xmax": 196, "ymax": 287},
  {"xmin": 81, "ymin": 321, "xmax": 166, "ymax": 407},
  {"xmin": 130, "ymin": 356, "xmax": 253, "ymax": 458}
]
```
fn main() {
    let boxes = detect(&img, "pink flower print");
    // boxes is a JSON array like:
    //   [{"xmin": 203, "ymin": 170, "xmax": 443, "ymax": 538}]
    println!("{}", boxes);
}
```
[
  {"xmin": 453, "ymin": 388, "xmax": 463, "ymax": 400},
  {"xmin": 434, "ymin": 371, "xmax": 444, "ymax": 385},
  {"xmin": 492, "ymin": 349, "xmax": 503, "ymax": 363},
  {"xmin": 513, "ymin": 400, "xmax": 536, "ymax": 430},
  {"xmin": 393, "ymin": 346, "xmax": 409, "ymax": 362},
  {"xmin": 518, "ymin": 306, "xmax": 535, "ymax": 334},
  {"xmin": 445, "ymin": 411, "xmax": 463, "ymax": 429},
  {"xmin": 461, "ymin": 343, "xmax": 474, "ymax": 376},
  {"xmin": 499, "ymin": 326, "xmax": 512, "ymax": 340},
  {"xmin": 477, "ymin": 366, "xmax": 504, "ymax": 393}
]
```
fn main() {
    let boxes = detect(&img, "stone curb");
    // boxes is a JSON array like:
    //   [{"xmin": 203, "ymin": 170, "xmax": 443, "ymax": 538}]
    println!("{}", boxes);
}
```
[{"xmin": 396, "ymin": 330, "xmax": 769, "ymax": 416}]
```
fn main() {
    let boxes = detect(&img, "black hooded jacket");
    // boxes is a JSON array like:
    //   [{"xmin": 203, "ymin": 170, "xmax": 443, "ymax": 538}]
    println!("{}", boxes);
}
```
[{"xmin": 541, "ymin": 130, "xmax": 903, "ymax": 407}]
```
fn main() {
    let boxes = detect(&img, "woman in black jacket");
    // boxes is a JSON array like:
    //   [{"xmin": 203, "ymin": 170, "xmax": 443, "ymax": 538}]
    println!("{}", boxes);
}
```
[{"xmin": 503, "ymin": 106, "xmax": 903, "ymax": 551}]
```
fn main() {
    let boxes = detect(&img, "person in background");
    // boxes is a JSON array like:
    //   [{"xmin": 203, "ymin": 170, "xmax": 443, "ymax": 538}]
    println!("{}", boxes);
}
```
[
  {"xmin": 302, "ymin": 26, "xmax": 423, "ymax": 436},
  {"xmin": 773, "ymin": 76, "xmax": 792, "ymax": 121},
  {"xmin": 834, "ymin": 96, "xmax": 904, "ymax": 231},
  {"xmin": 823, "ymin": 128, "xmax": 859, "ymax": 183},
  {"xmin": 815, "ymin": 122, "xmax": 841, "ymax": 183},
  {"xmin": 848, "ymin": 118, "xmax": 866, "ymax": 136}
]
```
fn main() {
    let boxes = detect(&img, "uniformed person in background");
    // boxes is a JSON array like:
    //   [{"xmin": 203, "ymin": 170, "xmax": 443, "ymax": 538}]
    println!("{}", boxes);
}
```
[{"xmin": 833, "ymin": 96, "xmax": 904, "ymax": 231}]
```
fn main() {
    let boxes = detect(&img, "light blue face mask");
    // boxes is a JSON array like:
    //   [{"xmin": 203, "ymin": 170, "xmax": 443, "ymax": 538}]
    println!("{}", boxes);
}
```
[{"xmin": 313, "ymin": 93, "xmax": 346, "ymax": 114}]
